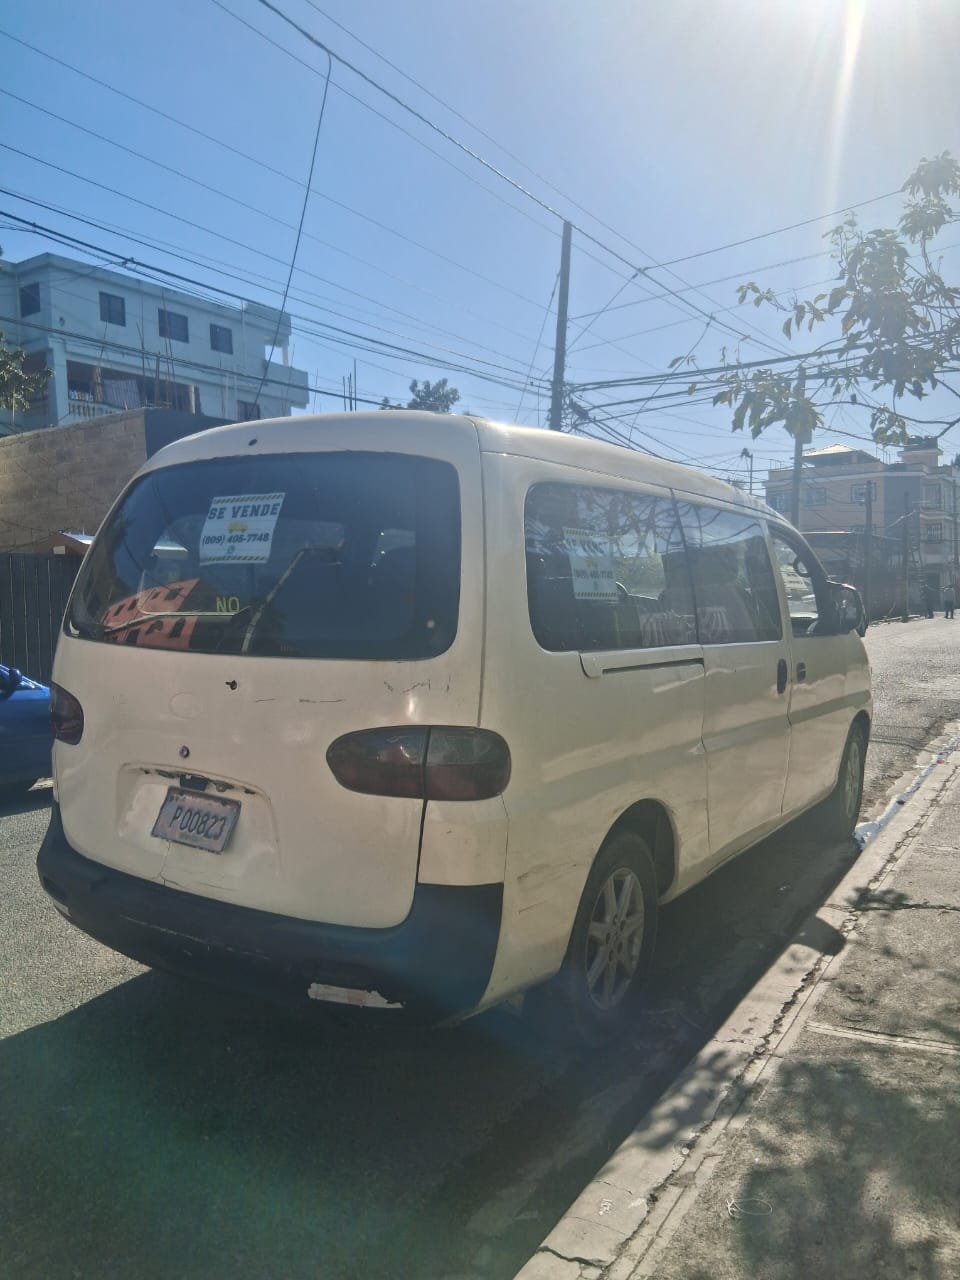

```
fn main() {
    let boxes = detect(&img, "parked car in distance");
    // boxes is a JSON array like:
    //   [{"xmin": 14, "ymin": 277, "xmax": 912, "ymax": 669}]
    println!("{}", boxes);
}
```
[{"xmin": 0, "ymin": 664, "xmax": 51, "ymax": 798}]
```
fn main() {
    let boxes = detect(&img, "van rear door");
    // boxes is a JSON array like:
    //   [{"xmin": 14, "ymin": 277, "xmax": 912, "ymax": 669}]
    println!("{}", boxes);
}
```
[{"xmin": 54, "ymin": 430, "xmax": 482, "ymax": 930}]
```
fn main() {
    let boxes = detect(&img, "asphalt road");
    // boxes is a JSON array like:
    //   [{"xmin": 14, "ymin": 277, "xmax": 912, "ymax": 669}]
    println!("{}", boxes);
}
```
[{"xmin": 2, "ymin": 617, "xmax": 958, "ymax": 1280}]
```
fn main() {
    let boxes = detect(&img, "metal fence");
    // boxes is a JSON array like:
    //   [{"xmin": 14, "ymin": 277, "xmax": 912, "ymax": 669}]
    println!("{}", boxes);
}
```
[{"xmin": 0, "ymin": 555, "xmax": 81, "ymax": 684}]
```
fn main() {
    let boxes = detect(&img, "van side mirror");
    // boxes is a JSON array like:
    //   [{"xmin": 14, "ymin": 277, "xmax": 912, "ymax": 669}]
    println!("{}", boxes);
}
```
[{"xmin": 830, "ymin": 582, "xmax": 867, "ymax": 636}]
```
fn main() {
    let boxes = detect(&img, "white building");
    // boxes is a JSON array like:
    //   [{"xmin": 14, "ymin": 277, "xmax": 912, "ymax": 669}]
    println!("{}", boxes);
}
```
[{"xmin": 0, "ymin": 253, "xmax": 310, "ymax": 434}]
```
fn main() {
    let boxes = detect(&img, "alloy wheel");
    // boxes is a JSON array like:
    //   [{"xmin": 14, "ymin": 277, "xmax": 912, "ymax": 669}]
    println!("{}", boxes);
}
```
[
  {"xmin": 843, "ymin": 736, "xmax": 863, "ymax": 821},
  {"xmin": 584, "ymin": 867, "xmax": 646, "ymax": 1011}
]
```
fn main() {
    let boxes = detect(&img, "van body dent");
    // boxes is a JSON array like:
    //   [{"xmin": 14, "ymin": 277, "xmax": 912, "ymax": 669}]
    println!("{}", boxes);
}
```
[{"xmin": 38, "ymin": 413, "xmax": 871, "ymax": 1032}]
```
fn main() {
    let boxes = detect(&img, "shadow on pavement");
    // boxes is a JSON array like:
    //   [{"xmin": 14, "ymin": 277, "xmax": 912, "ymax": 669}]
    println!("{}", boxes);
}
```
[
  {"xmin": 0, "ymin": 818, "xmax": 866, "ymax": 1280},
  {"xmin": 646, "ymin": 1027, "xmax": 960, "ymax": 1280},
  {"xmin": 0, "ymin": 784, "xmax": 52, "ymax": 817}
]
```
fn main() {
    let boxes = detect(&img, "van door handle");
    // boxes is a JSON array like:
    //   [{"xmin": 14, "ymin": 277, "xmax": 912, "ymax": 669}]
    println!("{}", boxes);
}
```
[
  {"xmin": 776, "ymin": 658, "xmax": 788, "ymax": 694},
  {"xmin": 796, "ymin": 662, "xmax": 807, "ymax": 682}
]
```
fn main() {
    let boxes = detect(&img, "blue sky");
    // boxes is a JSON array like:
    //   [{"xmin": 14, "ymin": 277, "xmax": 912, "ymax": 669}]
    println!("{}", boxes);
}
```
[{"xmin": 1, "ymin": 0, "xmax": 957, "ymax": 485}]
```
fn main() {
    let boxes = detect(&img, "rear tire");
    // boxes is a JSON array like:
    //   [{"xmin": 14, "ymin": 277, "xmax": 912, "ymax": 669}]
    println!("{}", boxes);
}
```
[
  {"xmin": 531, "ymin": 832, "xmax": 659, "ymax": 1046},
  {"xmin": 812, "ymin": 724, "xmax": 866, "ymax": 841}
]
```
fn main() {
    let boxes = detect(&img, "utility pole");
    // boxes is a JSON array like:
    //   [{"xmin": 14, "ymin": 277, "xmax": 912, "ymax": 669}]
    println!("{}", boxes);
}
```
[
  {"xmin": 863, "ymin": 481, "xmax": 873, "ymax": 623},
  {"xmin": 951, "ymin": 471, "xmax": 958, "ymax": 573},
  {"xmin": 790, "ymin": 433, "xmax": 803, "ymax": 527},
  {"xmin": 740, "ymin": 447, "xmax": 754, "ymax": 495},
  {"xmin": 901, "ymin": 492, "xmax": 910, "ymax": 621},
  {"xmin": 549, "ymin": 221, "xmax": 573, "ymax": 431}
]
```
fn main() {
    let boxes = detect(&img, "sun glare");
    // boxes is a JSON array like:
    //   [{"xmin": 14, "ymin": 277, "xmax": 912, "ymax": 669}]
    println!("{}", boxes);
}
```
[{"xmin": 824, "ymin": 0, "xmax": 867, "ymax": 211}]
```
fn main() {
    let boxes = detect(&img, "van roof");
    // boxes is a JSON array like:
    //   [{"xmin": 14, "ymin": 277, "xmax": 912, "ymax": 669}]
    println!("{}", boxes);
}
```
[{"xmin": 142, "ymin": 410, "xmax": 772, "ymax": 517}]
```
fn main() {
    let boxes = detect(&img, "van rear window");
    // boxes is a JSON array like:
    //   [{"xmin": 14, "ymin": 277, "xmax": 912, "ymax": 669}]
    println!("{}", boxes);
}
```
[{"xmin": 67, "ymin": 452, "xmax": 460, "ymax": 660}]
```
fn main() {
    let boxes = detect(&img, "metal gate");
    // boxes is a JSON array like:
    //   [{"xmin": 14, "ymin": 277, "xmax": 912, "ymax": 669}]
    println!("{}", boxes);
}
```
[{"xmin": 0, "ymin": 555, "xmax": 81, "ymax": 684}]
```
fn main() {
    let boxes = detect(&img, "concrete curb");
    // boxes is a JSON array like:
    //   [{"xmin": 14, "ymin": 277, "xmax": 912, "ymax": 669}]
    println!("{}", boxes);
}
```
[{"xmin": 514, "ymin": 730, "xmax": 960, "ymax": 1280}]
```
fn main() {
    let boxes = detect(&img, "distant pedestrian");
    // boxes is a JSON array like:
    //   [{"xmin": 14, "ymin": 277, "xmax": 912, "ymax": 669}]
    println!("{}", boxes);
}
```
[
  {"xmin": 945, "ymin": 582, "xmax": 957, "ymax": 620},
  {"xmin": 923, "ymin": 582, "xmax": 936, "ymax": 618}
]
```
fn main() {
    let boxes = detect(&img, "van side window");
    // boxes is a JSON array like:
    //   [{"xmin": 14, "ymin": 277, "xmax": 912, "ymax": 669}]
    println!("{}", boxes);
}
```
[
  {"xmin": 525, "ymin": 484, "xmax": 693, "ymax": 651},
  {"xmin": 769, "ymin": 528, "xmax": 830, "ymax": 636},
  {"xmin": 677, "ymin": 504, "xmax": 782, "ymax": 644}
]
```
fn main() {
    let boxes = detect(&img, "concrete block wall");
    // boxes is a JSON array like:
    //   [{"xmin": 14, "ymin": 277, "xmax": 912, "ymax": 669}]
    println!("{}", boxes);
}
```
[{"xmin": 0, "ymin": 411, "xmax": 147, "ymax": 551}]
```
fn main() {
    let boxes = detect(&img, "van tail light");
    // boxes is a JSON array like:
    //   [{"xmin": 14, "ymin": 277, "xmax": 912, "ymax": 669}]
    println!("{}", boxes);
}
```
[
  {"xmin": 50, "ymin": 683, "xmax": 84, "ymax": 745},
  {"xmin": 327, "ymin": 727, "xmax": 510, "ymax": 801}
]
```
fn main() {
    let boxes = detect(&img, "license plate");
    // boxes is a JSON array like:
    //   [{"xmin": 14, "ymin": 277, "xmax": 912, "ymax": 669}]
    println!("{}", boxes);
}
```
[{"xmin": 151, "ymin": 787, "xmax": 240, "ymax": 853}]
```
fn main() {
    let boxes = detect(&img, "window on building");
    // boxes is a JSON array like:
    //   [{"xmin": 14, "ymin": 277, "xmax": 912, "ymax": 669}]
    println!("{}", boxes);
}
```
[
  {"xmin": 19, "ymin": 283, "xmax": 40, "ymax": 317},
  {"xmin": 236, "ymin": 400, "xmax": 261, "ymax": 422},
  {"xmin": 850, "ymin": 482, "xmax": 877, "ymax": 503},
  {"xmin": 209, "ymin": 323, "xmax": 233, "ymax": 354},
  {"xmin": 767, "ymin": 491, "xmax": 791, "ymax": 514},
  {"xmin": 925, "ymin": 523, "xmax": 943, "ymax": 543},
  {"xmin": 99, "ymin": 291, "xmax": 126, "ymax": 326},
  {"xmin": 922, "ymin": 485, "xmax": 942, "ymax": 510},
  {"xmin": 803, "ymin": 486, "xmax": 827, "ymax": 507},
  {"xmin": 158, "ymin": 309, "xmax": 189, "ymax": 343}
]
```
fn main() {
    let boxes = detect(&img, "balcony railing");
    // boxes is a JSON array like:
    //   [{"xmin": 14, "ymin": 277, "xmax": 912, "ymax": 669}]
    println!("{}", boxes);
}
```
[{"xmin": 62, "ymin": 400, "xmax": 118, "ymax": 423}]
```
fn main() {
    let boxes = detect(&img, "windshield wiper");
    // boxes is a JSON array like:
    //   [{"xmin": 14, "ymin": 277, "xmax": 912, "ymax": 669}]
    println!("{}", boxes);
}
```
[{"xmin": 240, "ymin": 545, "xmax": 338, "ymax": 654}]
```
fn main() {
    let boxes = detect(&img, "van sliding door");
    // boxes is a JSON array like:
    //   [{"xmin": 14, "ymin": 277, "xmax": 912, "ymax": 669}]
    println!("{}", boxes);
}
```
[{"xmin": 677, "ymin": 501, "xmax": 791, "ymax": 859}]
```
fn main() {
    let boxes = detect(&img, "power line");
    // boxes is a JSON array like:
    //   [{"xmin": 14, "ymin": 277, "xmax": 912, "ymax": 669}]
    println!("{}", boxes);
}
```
[
  {"xmin": 220, "ymin": 0, "xmax": 782, "ymax": 354},
  {"xmin": 0, "ymin": 210, "xmax": 543, "ymax": 391},
  {"xmin": 1, "ymin": 186, "xmax": 540, "ymax": 361},
  {"xmin": 0, "ymin": 158, "xmax": 546, "ymax": 369},
  {"xmin": 252, "ymin": 46, "xmax": 332, "ymax": 405},
  {"xmin": 0, "ymin": 89, "xmax": 547, "ymax": 316},
  {"xmin": 6, "ymin": 310, "xmax": 538, "ymax": 411},
  {"xmin": 0, "ymin": 41, "xmax": 548, "ymax": 308},
  {"xmin": 207, "ymin": 0, "xmax": 561, "ymax": 241},
  {"xmin": 249, "ymin": 0, "xmax": 567, "ymax": 220},
  {"xmin": 570, "ymin": 340, "xmax": 886, "ymax": 395},
  {"xmin": 565, "ymin": 185, "xmax": 912, "ymax": 367},
  {"xmin": 285, "ymin": 0, "xmax": 904, "ymax": 324},
  {"xmin": 515, "ymin": 272, "xmax": 559, "ymax": 423},
  {"xmin": 7, "ymin": 198, "xmax": 547, "ymax": 399},
  {"xmin": 567, "ymin": 240, "xmax": 793, "ymax": 369},
  {"xmin": 1, "ymin": 311, "xmax": 371, "ymax": 406},
  {"xmin": 572, "ymin": 265, "xmax": 833, "ymax": 357},
  {"xmin": 1, "ymin": 44, "xmax": 768, "ymax": 370},
  {"xmin": 623, "ymin": 318, "xmax": 715, "ymax": 447},
  {"xmin": 210, "ymin": 0, "xmax": 921, "ymax": 369},
  {"xmin": 568, "ymin": 191, "xmax": 904, "ymax": 324},
  {"xmin": 297, "ymin": 0, "xmax": 704, "ymax": 276}
]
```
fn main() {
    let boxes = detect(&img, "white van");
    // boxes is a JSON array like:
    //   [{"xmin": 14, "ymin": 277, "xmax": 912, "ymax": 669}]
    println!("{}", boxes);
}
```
[{"xmin": 38, "ymin": 413, "xmax": 870, "ymax": 1040}]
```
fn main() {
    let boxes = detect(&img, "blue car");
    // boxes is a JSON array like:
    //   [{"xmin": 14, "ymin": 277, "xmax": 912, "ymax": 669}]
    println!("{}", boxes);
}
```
[{"xmin": 0, "ymin": 664, "xmax": 52, "ymax": 798}]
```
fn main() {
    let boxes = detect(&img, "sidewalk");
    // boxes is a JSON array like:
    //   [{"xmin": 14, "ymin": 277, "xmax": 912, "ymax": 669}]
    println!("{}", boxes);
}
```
[{"xmin": 517, "ymin": 737, "xmax": 960, "ymax": 1280}]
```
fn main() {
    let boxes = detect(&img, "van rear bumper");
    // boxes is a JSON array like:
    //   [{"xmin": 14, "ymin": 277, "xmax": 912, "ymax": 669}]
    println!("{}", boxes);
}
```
[{"xmin": 37, "ymin": 805, "xmax": 502, "ymax": 1020}]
